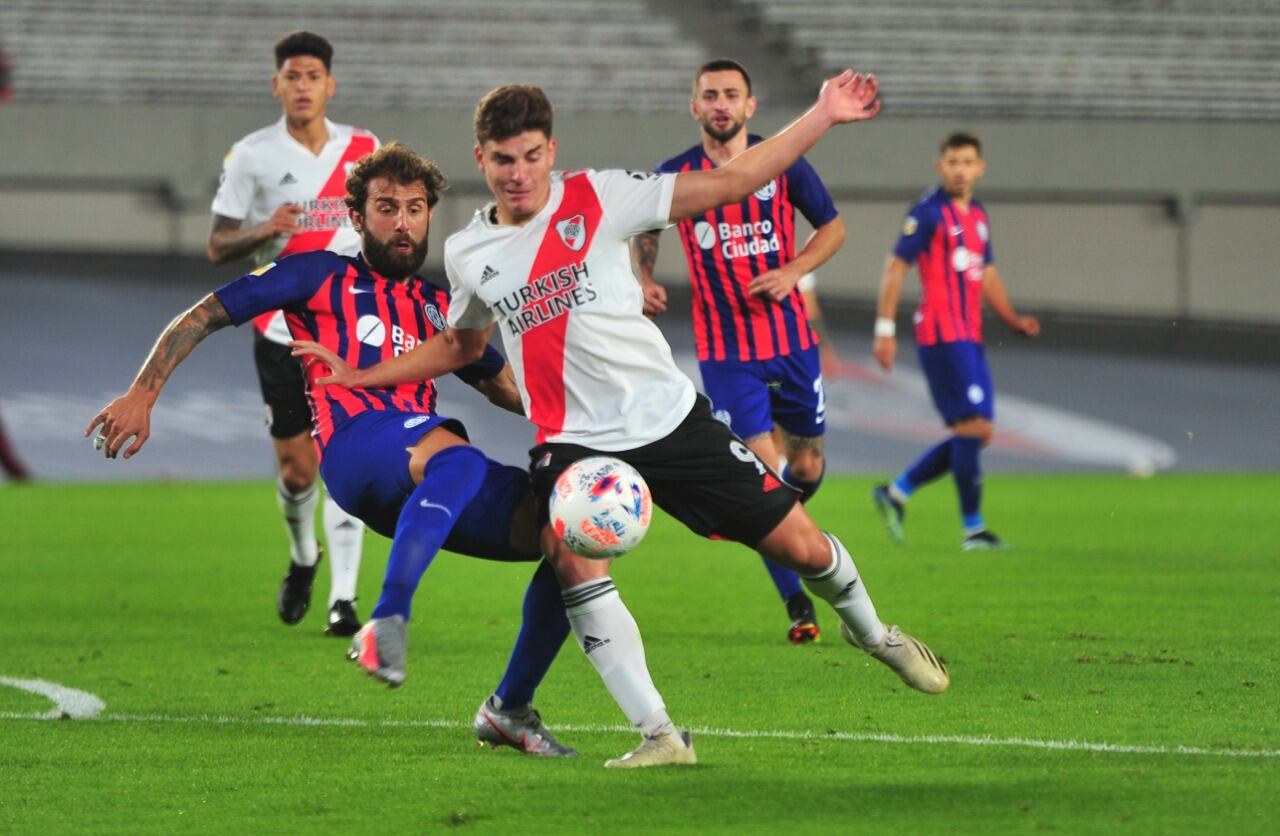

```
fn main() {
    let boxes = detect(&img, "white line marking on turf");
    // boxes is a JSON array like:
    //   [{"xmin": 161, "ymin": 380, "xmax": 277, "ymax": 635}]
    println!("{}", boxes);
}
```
[
  {"xmin": 0, "ymin": 677, "xmax": 106, "ymax": 719},
  {"xmin": 1, "ymin": 708, "xmax": 1275, "ymax": 759}
]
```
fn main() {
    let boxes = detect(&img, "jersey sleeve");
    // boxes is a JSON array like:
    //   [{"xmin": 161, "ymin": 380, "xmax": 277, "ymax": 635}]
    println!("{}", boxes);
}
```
[
  {"xmin": 653, "ymin": 155, "xmax": 682, "ymax": 175},
  {"xmin": 210, "ymin": 141, "xmax": 255, "ymax": 220},
  {"xmin": 443, "ymin": 246, "xmax": 496, "ymax": 331},
  {"xmin": 452, "ymin": 343, "xmax": 506, "ymax": 385},
  {"xmin": 590, "ymin": 169, "xmax": 677, "ymax": 236},
  {"xmin": 980, "ymin": 209, "xmax": 995, "ymax": 265},
  {"xmin": 892, "ymin": 202, "xmax": 939, "ymax": 264},
  {"xmin": 784, "ymin": 157, "xmax": 839, "ymax": 228},
  {"xmin": 214, "ymin": 251, "xmax": 340, "ymax": 326}
]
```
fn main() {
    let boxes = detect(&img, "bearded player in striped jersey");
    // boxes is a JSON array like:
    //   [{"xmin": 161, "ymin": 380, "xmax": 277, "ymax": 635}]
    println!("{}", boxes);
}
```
[
  {"xmin": 207, "ymin": 32, "xmax": 377, "ymax": 636},
  {"xmin": 89, "ymin": 142, "xmax": 580, "ymax": 758},
  {"xmin": 296, "ymin": 70, "xmax": 950, "ymax": 769},
  {"xmin": 632, "ymin": 59, "xmax": 845, "ymax": 646}
]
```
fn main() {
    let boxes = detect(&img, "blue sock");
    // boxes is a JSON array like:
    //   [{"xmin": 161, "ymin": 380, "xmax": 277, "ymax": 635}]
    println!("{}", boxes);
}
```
[
  {"xmin": 759, "ymin": 555, "xmax": 805, "ymax": 601},
  {"xmin": 895, "ymin": 438, "xmax": 952, "ymax": 497},
  {"xmin": 951, "ymin": 436, "xmax": 985, "ymax": 532},
  {"xmin": 780, "ymin": 462, "xmax": 824, "ymax": 504},
  {"xmin": 371, "ymin": 445, "xmax": 488, "ymax": 621},
  {"xmin": 494, "ymin": 559, "xmax": 570, "ymax": 709}
]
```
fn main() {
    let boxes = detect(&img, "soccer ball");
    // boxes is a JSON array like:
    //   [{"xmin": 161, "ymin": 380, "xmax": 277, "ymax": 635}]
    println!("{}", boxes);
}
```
[{"xmin": 550, "ymin": 456, "xmax": 652, "ymax": 559}]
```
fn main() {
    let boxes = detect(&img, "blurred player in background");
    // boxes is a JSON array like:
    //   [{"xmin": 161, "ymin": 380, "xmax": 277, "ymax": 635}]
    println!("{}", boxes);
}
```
[
  {"xmin": 870, "ymin": 132, "xmax": 1040, "ymax": 550},
  {"xmin": 631, "ymin": 59, "xmax": 845, "ymax": 645},
  {"xmin": 0, "ymin": 406, "xmax": 31, "ymax": 481},
  {"xmin": 89, "ymin": 143, "xmax": 578, "ymax": 758},
  {"xmin": 297, "ymin": 73, "xmax": 950, "ymax": 769},
  {"xmin": 207, "ymin": 32, "xmax": 376, "ymax": 635}
]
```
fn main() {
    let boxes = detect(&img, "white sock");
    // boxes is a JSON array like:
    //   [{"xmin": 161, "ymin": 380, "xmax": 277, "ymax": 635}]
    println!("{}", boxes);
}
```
[
  {"xmin": 276, "ymin": 478, "xmax": 319, "ymax": 566},
  {"xmin": 323, "ymin": 492, "xmax": 364, "ymax": 605},
  {"xmin": 801, "ymin": 533, "xmax": 887, "ymax": 649},
  {"xmin": 562, "ymin": 578, "xmax": 673, "ymax": 737}
]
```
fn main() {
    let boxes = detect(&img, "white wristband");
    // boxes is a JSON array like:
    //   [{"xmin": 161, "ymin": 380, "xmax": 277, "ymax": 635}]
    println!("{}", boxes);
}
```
[{"xmin": 874, "ymin": 317, "xmax": 896, "ymax": 338}]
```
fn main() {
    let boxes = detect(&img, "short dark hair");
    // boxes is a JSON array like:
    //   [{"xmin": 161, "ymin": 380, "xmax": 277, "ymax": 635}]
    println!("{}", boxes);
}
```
[
  {"xmin": 693, "ymin": 58, "xmax": 752, "ymax": 96},
  {"xmin": 473, "ymin": 85, "xmax": 554, "ymax": 145},
  {"xmin": 344, "ymin": 142, "xmax": 448, "ymax": 212},
  {"xmin": 274, "ymin": 31, "xmax": 333, "ymax": 71},
  {"xmin": 940, "ymin": 131, "xmax": 982, "ymax": 155}
]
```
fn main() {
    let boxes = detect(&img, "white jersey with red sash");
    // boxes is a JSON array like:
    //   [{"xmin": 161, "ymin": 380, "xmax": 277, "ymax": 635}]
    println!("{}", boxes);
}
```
[
  {"xmin": 211, "ymin": 117, "xmax": 379, "ymax": 344},
  {"xmin": 445, "ymin": 169, "xmax": 695, "ymax": 451}
]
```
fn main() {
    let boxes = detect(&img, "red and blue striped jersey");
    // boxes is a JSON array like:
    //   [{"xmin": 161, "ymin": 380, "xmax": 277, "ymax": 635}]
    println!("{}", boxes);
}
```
[
  {"xmin": 656, "ymin": 137, "xmax": 838, "ymax": 362},
  {"xmin": 215, "ymin": 250, "xmax": 504, "ymax": 450},
  {"xmin": 894, "ymin": 187, "xmax": 995, "ymax": 346}
]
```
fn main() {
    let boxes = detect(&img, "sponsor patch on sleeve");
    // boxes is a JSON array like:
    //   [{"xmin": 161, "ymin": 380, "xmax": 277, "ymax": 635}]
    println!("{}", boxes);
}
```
[
  {"xmin": 250, "ymin": 262, "xmax": 276, "ymax": 277},
  {"xmin": 903, "ymin": 215, "xmax": 918, "ymax": 236}
]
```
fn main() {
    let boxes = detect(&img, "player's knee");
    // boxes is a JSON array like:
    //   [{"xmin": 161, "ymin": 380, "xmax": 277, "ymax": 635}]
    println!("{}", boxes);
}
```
[
  {"xmin": 953, "ymin": 418, "xmax": 993, "ymax": 446},
  {"xmin": 757, "ymin": 506, "xmax": 828, "ymax": 574},
  {"xmin": 543, "ymin": 538, "xmax": 611, "ymax": 587},
  {"xmin": 278, "ymin": 462, "xmax": 316, "ymax": 494}
]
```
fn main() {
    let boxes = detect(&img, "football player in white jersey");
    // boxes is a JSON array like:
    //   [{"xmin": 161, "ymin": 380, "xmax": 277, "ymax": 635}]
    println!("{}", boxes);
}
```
[
  {"xmin": 207, "ymin": 32, "xmax": 377, "ymax": 637},
  {"xmin": 294, "ymin": 72, "xmax": 950, "ymax": 768}
]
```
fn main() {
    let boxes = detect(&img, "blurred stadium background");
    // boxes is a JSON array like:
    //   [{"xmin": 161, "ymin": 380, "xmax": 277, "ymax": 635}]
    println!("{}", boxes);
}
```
[{"xmin": 1, "ymin": 0, "xmax": 1278, "ymax": 482}]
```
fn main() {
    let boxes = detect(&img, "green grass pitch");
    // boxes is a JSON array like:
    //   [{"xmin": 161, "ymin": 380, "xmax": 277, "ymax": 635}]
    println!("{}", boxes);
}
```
[{"xmin": 1, "ymin": 474, "xmax": 1276, "ymax": 834}]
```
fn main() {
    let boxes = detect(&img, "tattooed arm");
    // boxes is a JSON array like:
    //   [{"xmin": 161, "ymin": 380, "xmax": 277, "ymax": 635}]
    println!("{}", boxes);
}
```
[
  {"xmin": 629, "ymin": 230, "xmax": 667, "ymax": 316},
  {"xmin": 85, "ymin": 293, "xmax": 232, "ymax": 459}
]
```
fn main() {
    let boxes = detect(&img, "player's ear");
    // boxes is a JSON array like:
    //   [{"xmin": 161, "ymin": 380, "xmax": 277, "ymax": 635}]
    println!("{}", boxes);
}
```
[
  {"xmin": 745, "ymin": 95, "xmax": 757, "ymax": 120},
  {"xmin": 473, "ymin": 143, "xmax": 484, "ymax": 172},
  {"xmin": 546, "ymin": 137, "xmax": 557, "ymax": 167},
  {"xmin": 325, "ymin": 73, "xmax": 336, "ymax": 99},
  {"xmin": 271, "ymin": 71, "xmax": 282, "ymax": 102},
  {"xmin": 349, "ymin": 208, "xmax": 364, "ymax": 234}
]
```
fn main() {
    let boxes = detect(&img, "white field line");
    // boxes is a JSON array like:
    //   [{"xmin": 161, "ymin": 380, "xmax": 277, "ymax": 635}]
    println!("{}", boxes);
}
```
[{"xmin": 1, "ymin": 709, "xmax": 1276, "ymax": 759}]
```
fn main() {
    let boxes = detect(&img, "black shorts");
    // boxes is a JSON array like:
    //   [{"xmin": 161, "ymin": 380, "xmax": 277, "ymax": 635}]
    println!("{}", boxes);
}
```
[
  {"xmin": 529, "ymin": 395, "xmax": 798, "ymax": 549},
  {"xmin": 253, "ymin": 331, "xmax": 312, "ymax": 440}
]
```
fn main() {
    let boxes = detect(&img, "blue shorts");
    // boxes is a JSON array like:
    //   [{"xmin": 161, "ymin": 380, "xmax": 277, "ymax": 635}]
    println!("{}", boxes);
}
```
[
  {"xmin": 699, "ymin": 346, "xmax": 826, "ymax": 440},
  {"xmin": 917, "ymin": 341, "xmax": 995, "ymax": 425},
  {"xmin": 320, "ymin": 410, "xmax": 535, "ymax": 562}
]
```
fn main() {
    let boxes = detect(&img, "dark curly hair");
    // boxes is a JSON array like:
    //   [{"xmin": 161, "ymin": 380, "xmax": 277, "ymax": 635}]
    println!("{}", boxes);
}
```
[{"xmin": 344, "ymin": 141, "xmax": 448, "ymax": 212}]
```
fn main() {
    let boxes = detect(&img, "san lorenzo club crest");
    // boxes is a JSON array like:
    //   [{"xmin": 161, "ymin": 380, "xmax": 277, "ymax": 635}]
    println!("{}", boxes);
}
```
[{"xmin": 556, "ymin": 214, "xmax": 587, "ymax": 251}]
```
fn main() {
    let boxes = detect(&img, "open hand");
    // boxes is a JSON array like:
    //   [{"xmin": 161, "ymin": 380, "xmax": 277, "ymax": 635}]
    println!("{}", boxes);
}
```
[
  {"xmin": 748, "ymin": 268, "xmax": 800, "ymax": 302},
  {"xmin": 818, "ymin": 70, "xmax": 881, "ymax": 125},
  {"xmin": 1014, "ymin": 315, "xmax": 1041, "ymax": 337},
  {"xmin": 290, "ymin": 340, "xmax": 356, "ymax": 387},
  {"xmin": 85, "ymin": 389, "xmax": 155, "ymax": 460},
  {"xmin": 872, "ymin": 335, "xmax": 897, "ymax": 372}
]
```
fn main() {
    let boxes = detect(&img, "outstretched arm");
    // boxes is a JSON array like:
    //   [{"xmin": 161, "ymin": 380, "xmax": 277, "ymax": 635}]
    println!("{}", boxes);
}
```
[
  {"xmin": 669, "ymin": 70, "xmax": 879, "ymax": 223},
  {"xmin": 982, "ymin": 266, "xmax": 1040, "ymax": 336},
  {"xmin": 629, "ymin": 230, "xmax": 668, "ymax": 316},
  {"xmin": 871, "ymin": 256, "xmax": 911, "ymax": 372},
  {"xmin": 290, "ymin": 324, "xmax": 497, "ymax": 389},
  {"xmin": 85, "ymin": 293, "xmax": 231, "ymax": 459}
]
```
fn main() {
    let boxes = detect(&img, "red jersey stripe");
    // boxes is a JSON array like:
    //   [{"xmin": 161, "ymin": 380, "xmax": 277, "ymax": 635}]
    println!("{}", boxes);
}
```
[
  {"xmin": 521, "ymin": 173, "xmax": 604, "ymax": 443},
  {"xmin": 254, "ymin": 133, "xmax": 376, "ymax": 336}
]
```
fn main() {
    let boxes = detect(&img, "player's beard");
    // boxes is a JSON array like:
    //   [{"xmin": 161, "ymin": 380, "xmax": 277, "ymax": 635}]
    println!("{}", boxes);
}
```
[
  {"xmin": 362, "ymin": 230, "xmax": 430, "ymax": 280},
  {"xmin": 700, "ymin": 114, "xmax": 745, "ymax": 144}
]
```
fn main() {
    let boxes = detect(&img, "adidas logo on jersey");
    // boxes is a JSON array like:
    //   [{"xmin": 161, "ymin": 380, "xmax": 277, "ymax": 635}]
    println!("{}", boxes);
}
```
[
  {"xmin": 279, "ymin": 172, "xmax": 298, "ymax": 186},
  {"xmin": 582, "ymin": 634, "xmax": 611, "ymax": 654},
  {"xmin": 480, "ymin": 265, "xmax": 500, "ymax": 284}
]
